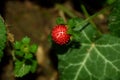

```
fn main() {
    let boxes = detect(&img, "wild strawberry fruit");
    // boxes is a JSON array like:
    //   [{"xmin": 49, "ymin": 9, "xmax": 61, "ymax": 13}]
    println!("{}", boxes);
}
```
[{"xmin": 51, "ymin": 25, "xmax": 70, "ymax": 45}]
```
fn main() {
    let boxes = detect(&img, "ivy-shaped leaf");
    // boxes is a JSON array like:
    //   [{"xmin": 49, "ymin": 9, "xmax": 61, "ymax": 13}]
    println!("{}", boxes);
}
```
[
  {"xmin": 58, "ymin": 23, "xmax": 120, "ymax": 80},
  {"xmin": 108, "ymin": 0, "xmax": 120, "ymax": 37},
  {"xmin": 0, "ymin": 16, "xmax": 6, "ymax": 61}
]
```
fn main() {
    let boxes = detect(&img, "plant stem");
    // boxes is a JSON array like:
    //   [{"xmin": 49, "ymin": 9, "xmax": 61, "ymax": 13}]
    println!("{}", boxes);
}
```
[
  {"xmin": 56, "ymin": 4, "xmax": 76, "ymax": 18},
  {"xmin": 56, "ymin": 4, "xmax": 111, "ymax": 34},
  {"xmin": 12, "ymin": 50, "xmax": 16, "ymax": 61},
  {"xmin": 81, "ymin": 5, "xmax": 96, "ymax": 28},
  {"xmin": 74, "ymin": 6, "xmax": 110, "ymax": 32},
  {"xmin": 84, "ymin": 6, "xmax": 110, "ymax": 23},
  {"xmin": 81, "ymin": 5, "xmax": 102, "ymax": 35}
]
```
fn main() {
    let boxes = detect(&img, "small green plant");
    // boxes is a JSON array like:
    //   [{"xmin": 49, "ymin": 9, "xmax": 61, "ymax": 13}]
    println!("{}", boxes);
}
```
[
  {"xmin": 0, "ymin": 16, "xmax": 38, "ymax": 78},
  {"xmin": 13, "ymin": 37, "xmax": 38, "ymax": 77}
]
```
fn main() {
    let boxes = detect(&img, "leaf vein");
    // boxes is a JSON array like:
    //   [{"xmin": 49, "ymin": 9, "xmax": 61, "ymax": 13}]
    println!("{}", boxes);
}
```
[
  {"xmin": 73, "ymin": 44, "xmax": 94, "ymax": 80},
  {"xmin": 94, "ymin": 47, "xmax": 120, "ymax": 72}
]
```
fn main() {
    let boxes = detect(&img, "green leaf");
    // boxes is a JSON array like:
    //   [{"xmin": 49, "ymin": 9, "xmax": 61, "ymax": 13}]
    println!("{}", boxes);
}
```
[
  {"xmin": 67, "ymin": 18, "xmax": 83, "ymax": 29},
  {"xmin": 14, "ymin": 60, "xmax": 31, "ymax": 77},
  {"xmin": 20, "ymin": 44, "xmax": 29, "ymax": 53},
  {"xmin": 59, "ymin": 34, "xmax": 120, "ymax": 80},
  {"xmin": 56, "ymin": 17, "xmax": 65, "ymax": 25},
  {"xmin": 14, "ymin": 41, "xmax": 21, "ymax": 49},
  {"xmin": 67, "ymin": 18, "xmax": 93, "ymax": 42},
  {"xmin": 29, "ymin": 44, "xmax": 38, "ymax": 53},
  {"xmin": 0, "ymin": 16, "xmax": 6, "ymax": 61},
  {"xmin": 108, "ymin": 0, "xmax": 120, "ymax": 37},
  {"xmin": 67, "ymin": 18, "xmax": 76, "ymax": 28},
  {"xmin": 58, "ymin": 22, "xmax": 120, "ymax": 80},
  {"xmin": 15, "ymin": 51, "xmax": 24, "ymax": 57},
  {"xmin": 24, "ymin": 53, "xmax": 33, "ymax": 59},
  {"xmin": 30, "ymin": 60, "xmax": 37, "ymax": 73},
  {"xmin": 106, "ymin": 0, "xmax": 116, "ymax": 4},
  {"xmin": 47, "ymin": 34, "xmax": 52, "ymax": 45},
  {"xmin": 71, "ymin": 32, "xmax": 81, "ymax": 42},
  {"xmin": 67, "ymin": 18, "xmax": 89, "ymax": 32},
  {"xmin": 22, "ymin": 37, "xmax": 30, "ymax": 44}
]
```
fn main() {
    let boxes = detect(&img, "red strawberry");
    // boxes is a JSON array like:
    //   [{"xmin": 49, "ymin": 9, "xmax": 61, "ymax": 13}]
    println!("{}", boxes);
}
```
[{"xmin": 51, "ymin": 25, "xmax": 70, "ymax": 45}]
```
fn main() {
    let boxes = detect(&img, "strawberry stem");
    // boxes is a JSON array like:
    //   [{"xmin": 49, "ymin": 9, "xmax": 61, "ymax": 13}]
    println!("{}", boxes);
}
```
[{"xmin": 81, "ymin": 5, "xmax": 102, "ymax": 35}]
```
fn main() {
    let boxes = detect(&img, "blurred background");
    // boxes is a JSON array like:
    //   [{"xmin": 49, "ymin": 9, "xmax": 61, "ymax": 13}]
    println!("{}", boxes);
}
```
[{"xmin": 0, "ymin": 0, "xmax": 112, "ymax": 80}]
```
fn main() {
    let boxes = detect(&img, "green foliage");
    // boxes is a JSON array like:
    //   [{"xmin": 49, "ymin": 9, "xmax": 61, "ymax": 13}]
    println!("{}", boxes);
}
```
[
  {"xmin": 58, "ymin": 28, "xmax": 120, "ymax": 80},
  {"xmin": 56, "ymin": 17, "xmax": 65, "ymax": 25},
  {"xmin": 30, "ymin": 44, "xmax": 38, "ymax": 53},
  {"xmin": 13, "ymin": 37, "xmax": 38, "ymax": 77},
  {"xmin": 68, "ymin": 18, "xmax": 87, "ymax": 31},
  {"xmin": 14, "ymin": 60, "xmax": 31, "ymax": 77},
  {"xmin": 67, "ymin": 18, "xmax": 91, "ymax": 42},
  {"xmin": 106, "ymin": 0, "xmax": 116, "ymax": 4},
  {"xmin": 108, "ymin": 0, "xmax": 120, "ymax": 37},
  {"xmin": 0, "ymin": 16, "xmax": 6, "ymax": 61},
  {"xmin": 53, "ymin": 9, "xmax": 120, "ymax": 79}
]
